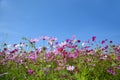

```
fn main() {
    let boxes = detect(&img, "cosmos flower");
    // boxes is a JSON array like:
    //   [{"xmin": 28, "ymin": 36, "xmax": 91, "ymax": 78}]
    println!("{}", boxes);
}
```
[
  {"xmin": 55, "ymin": 67, "xmax": 64, "ymax": 71},
  {"xmin": 48, "ymin": 37, "xmax": 57, "ymax": 45},
  {"xmin": 4, "ymin": 48, "xmax": 8, "ymax": 51},
  {"xmin": 100, "ymin": 54, "xmax": 108, "ymax": 60},
  {"xmin": 66, "ymin": 39, "xmax": 70, "ymax": 43},
  {"xmin": 20, "ymin": 43, "xmax": 25, "ymax": 47},
  {"xmin": 40, "ymin": 36, "xmax": 49, "ymax": 40},
  {"xmin": 116, "ymin": 65, "xmax": 120, "ymax": 69},
  {"xmin": 82, "ymin": 42, "xmax": 86, "ymax": 47},
  {"xmin": 57, "ymin": 47, "xmax": 64, "ymax": 52},
  {"xmin": 77, "ymin": 40, "xmax": 81, "ymax": 43},
  {"xmin": 27, "ymin": 69, "xmax": 34, "ymax": 75},
  {"xmin": 59, "ymin": 41, "xmax": 67, "ymax": 47},
  {"xmin": 66, "ymin": 65, "xmax": 75, "ymax": 71},
  {"xmin": 92, "ymin": 36, "xmax": 96, "ymax": 41},
  {"xmin": 107, "ymin": 68, "xmax": 116, "ymax": 75},
  {"xmin": 72, "ymin": 35, "xmax": 76, "ymax": 39},
  {"xmin": 105, "ymin": 45, "xmax": 108, "ymax": 49},
  {"xmin": 101, "ymin": 40, "xmax": 105, "ymax": 44},
  {"xmin": 10, "ymin": 50, "xmax": 16, "ymax": 54},
  {"xmin": 30, "ymin": 38, "xmax": 39, "ymax": 43},
  {"xmin": 7, "ymin": 44, "xmax": 12, "ymax": 48},
  {"xmin": 117, "ymin": 56, "xmax": 120, "ymax": 60},
  {"xmin": 110, "ymin": 41, "xmax": 113, "ymax": 43},
  {"xmin": 28, "ymin": 53, "xmax": 37, "ymax": 61}
]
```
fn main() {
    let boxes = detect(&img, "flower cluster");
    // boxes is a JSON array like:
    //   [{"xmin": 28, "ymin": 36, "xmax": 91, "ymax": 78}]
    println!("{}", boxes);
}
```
[{"xmin": 0, "ymin": 36, "xmax": 120, "ymax": 80}]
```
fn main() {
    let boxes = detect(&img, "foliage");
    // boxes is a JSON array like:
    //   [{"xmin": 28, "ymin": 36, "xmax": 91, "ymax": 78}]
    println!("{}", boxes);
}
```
[{"xmin": 0, "ymin": 36, "xmax": 120, "ymax": 80}]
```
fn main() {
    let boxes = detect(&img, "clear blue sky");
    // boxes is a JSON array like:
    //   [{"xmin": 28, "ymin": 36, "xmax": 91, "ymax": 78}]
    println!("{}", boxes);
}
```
[{"xmin": 0, "ymin": 0, "xmax": 120, "ymax": 44}]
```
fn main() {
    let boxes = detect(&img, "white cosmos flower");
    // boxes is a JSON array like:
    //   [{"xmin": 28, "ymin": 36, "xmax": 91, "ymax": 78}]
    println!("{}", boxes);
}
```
[
  {"xmin": 72, "ymin": 39, "xmax": 77, "ymax": 44},
  {"xmin": 82, "ymin": 42, "xmax": 86, "ymax": 46},
  {"xmin": 66, "ymin": 65, "xmax": 75, "ymax": 71},
  {"xmin": 48, "ymin": 41, "xmax": 53, "ymax": 45},
  {"xmin": 7, "ymin": 44, "xmax": 11, "ymax": 48},
  {"xmin": 6, "ymin": 44, "xmax": 12, "ymax": 51},
  {"xmin": 118, "ymin": 45, "xmax": 120, "ymax": 49},
  {"xmin": 20, "ymin": 43, "xmax": 25, "ymax": 47},
  {"xmin": 59, "ymin": 41, "xmax": 67, "ymax": 47},
  {"xmin": 14, "ymin": 44, "xmax": 20, "ymax": 48}
]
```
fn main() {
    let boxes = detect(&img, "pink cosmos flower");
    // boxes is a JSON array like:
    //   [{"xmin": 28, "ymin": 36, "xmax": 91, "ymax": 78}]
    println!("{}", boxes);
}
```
[
  {"xmin": 55, "ymin": 67, "xmax": 64, "ymax": 71},
  {"xmin": 72, "ymin": 35, "xmax": 76, "ymax": 39},
  {"xmin": 68, "ymin": 52, "xmax": 78, "ymax": 58},
  {"xmin": 107, "ymin": 68, "xmax": 116, "ymax": 75},
  {"xmin": 30, "ymin": 38, "xmax": 39, "ymax": 43},
  {"xmin": 45, "ymin": 53, "xmax": 51, "ymax": 58},
  {"xmin": 117, "ymin": 56, "xmax": 120, "ymax": 60},
  {"xmin": 68, "ymin": 53, "xmax": 75, "ymax": 58},
  {"xmin": 48, "ymin": 37, "xmax": 57, "ymax": 45},
  {"xmin": 40, "ymin": 36, "xmax": 49, "ymax": 40},
  {"xmin": 114, "ymin": 47, "xmax": 118, "ymax": 51},
  {"xmin": 27, "ymin": 69, "xmax": 34, "ymax": 75},
  {"xmin": 28, "ymin": 53, "xmax": 37, "ymax": 61},
  {"xmin": 116, "ymin": 65, "xmax": 120, "ymax": 69},
  {"xmin": 50, "ymin": 37, "xmax": 57, "ymax": 41},
  {"xmin": 57, "ymin": 47, "xmax": 64, "ymax": 52}
]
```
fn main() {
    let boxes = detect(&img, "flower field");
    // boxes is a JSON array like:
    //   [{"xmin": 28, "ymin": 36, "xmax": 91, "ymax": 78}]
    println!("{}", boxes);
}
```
[{"xmin": 0, "ymin": 36, "xmax": 120, "ymax": 80}]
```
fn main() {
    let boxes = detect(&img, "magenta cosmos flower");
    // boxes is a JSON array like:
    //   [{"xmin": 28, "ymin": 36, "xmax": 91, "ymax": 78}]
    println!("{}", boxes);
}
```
[
  {"xmin": 92, "ymin": 36, "xmax": 96, "ymax": 41},
  {"xmin": 117, "ymin": 56, "xmax": 120, "ymax": 60},
  {"xmin": 101, "ymin": 40, "xmax": 105, "ymax": 44},
  {"xmin": 27, "ymin": 69, "xmax": 34, "ymax": 75},
  {"xmin": 107, "ymin": 68, "xmax": 116, "ymax": 75},
  {"xmin": 77, "ymin": 40, "xmax": 81, "ymax": 43}
]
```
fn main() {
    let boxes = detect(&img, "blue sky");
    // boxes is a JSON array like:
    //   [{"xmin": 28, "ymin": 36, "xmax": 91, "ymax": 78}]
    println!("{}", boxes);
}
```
[{"xmin": 0, "ymin": 0, "xmax": 120, "ymax": 44}]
